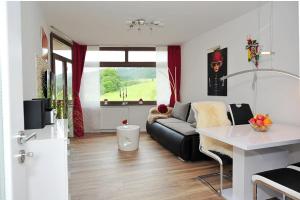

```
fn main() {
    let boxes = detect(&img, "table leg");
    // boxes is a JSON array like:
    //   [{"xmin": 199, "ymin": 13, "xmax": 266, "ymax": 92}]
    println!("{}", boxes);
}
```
[{"xmin": 223, "ymin": 147, "xmax": 289, "ymax": 200}]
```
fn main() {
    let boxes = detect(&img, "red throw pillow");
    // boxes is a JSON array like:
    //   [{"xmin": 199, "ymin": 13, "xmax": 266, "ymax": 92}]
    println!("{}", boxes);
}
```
[{"xmin": 158, "ymin": 104, "xmax": 168, "ymax": 114}]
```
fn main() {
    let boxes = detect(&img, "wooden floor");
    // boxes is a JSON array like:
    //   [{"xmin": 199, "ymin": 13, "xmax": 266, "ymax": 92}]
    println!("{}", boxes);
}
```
[{"xmin": 69, "ymin": 133, "xmax": 231, "ymax": 200}]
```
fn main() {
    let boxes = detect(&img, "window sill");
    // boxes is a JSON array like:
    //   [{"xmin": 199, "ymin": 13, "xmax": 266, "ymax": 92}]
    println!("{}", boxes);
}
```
[{"xmin": 100, "ymin": 101, "xmax": 156, "ymax": 106}]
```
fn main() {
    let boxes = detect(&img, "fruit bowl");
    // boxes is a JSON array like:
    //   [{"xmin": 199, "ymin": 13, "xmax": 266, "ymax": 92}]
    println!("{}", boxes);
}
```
[
  {"xmin": 249, "ymin": 114, "xmax": 272, "ymax": 132},
  {"xmin": 249, "ymin": 123, "xmax": 271, "ymax": 132}
]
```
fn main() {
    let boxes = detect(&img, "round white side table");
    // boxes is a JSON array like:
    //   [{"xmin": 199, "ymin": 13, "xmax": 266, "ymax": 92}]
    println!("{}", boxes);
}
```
[{"xmin": 116, "ymin": 125, "xmax": 140, "ymax": 151}]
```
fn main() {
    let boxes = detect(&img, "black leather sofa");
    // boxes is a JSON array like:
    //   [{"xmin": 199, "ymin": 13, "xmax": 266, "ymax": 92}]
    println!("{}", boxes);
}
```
[
  {"xmin": 146, "ymin": 112, "xmax": 233, "ymax": 162},
  {"xmin": 146, "ymin": 120, "xmax": 207, "ymax": 161}
]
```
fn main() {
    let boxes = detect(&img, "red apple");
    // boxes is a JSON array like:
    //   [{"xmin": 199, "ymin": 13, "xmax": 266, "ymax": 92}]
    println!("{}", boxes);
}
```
[
  {"xmin": 249, "ymin": 118, "xmax": 256, "ymax": 124},
  {"xmin": 256, "ymin": 119, "xmax": 264, "ymax": 126},
  {"xmin": 256, "ymin": 114, "xmax": 265, "ymax": 121}
]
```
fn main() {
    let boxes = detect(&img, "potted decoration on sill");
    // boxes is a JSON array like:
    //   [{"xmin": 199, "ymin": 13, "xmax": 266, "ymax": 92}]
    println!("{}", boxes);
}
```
[
  {"xmin": 249, "ymin": 114, "xmax": 272, "ymax": 132},
  {"xmin": 138, "ymin": 98, "xmax": 143, "ymax": 105},
  {"xmin": 104, "ymin": 99, "xmax": 108, "ymax": 105},
  {"xmin": 122, "ymin": 119, "xmax": 128, "ymax": 127}
]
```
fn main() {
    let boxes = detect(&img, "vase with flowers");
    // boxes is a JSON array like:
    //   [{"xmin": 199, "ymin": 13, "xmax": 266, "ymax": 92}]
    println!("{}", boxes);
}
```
[{"xmin": 122, "ymin": 119, "xmax": 128, "ymax": 127}]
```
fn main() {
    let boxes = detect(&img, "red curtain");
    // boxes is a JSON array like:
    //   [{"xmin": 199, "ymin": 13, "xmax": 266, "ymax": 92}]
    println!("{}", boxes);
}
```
[
  {"xmin": 168, "ymin": 46, "xmax": 181, "ymax": 107},
  {"xmin": 72, "ymin": 42, "xmax": 87, "ymax": 137}
]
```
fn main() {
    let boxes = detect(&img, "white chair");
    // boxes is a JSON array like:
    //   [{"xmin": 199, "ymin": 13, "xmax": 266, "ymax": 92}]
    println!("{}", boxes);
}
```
[
  {"xmin": 197, "ymin": 145, "xmax": 232, "ymax": 195},
  {"xmin": 192, "ymin": 102, "xmax": 232, "ymax": 195},
  {"xmin": 196, "ymin": 103, "xmax": 253, "ymax": 195}
]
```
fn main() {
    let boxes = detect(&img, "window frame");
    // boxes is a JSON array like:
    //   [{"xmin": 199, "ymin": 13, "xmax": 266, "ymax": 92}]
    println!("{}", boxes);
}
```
[
  {"xmin": 50, "ymin": 32, "xmax": 73, "ymax": 117},
  {"xmin": 99, "ymin": 47, "xmax": 157, "ymax": 106},
  {"xmin": 99, "ymin": 47, "xmax": 156, "ymax": 67}
]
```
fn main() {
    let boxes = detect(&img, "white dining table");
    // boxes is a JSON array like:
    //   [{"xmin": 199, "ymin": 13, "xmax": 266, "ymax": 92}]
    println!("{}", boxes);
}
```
[{"xmin": 196, "ymin": 124, "xmax": 300, "ymax": 200}]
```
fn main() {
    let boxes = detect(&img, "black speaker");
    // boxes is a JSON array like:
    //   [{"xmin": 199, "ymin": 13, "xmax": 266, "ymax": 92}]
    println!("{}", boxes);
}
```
[
  {"xmin": 23, "ymin": 100, "xmax": 45, "ymax": 129},
  {"xmin": 32, "ymin": 98, "xmax": 54, "ymax": 125},
  {"xmin": 32, "ymin": 98, "xmax": 51, "ymax": 110}
]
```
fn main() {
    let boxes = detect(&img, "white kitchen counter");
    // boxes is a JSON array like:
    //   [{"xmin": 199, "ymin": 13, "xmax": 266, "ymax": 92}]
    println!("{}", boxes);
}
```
[{"xmin": 24, "ymin": 119, "xmax": 68, "ymax": 140}]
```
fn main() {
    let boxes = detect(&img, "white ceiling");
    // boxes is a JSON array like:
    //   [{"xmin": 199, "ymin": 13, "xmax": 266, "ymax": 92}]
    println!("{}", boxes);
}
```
[{"xmin": 39, "ymin": 1, "xmax": 265, "ymax": 46}]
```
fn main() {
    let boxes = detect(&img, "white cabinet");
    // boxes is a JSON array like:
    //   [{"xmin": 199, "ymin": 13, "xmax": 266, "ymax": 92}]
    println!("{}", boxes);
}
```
[{"xmin": 25, "ymin": 119, "xmax": 68, "ymax": 200}]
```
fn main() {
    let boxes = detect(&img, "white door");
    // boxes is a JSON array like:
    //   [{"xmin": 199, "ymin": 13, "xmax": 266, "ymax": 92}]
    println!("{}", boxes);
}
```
[{"xmin": 0, "ymin": 2, "xmax": 27, "ymax": 200}]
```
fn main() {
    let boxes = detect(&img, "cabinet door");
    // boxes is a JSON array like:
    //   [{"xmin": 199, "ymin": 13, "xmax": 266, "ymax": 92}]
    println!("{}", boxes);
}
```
[{"xmin": 27, "ymin": 139, "xmax": 68, "ymax": 200}]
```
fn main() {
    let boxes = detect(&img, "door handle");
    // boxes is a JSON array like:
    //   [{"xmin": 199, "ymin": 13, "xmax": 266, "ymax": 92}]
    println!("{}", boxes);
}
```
[
  {"xmin": 16, "ymin": 131, "xmax": 37, "ymax": 144},
  {"xmin": 15, "ymin": 150, "xmax": 34, "ymax": 164}
]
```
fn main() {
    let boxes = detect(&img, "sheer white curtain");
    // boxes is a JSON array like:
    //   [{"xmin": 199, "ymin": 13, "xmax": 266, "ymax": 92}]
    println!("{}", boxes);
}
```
[
  {"xmin": 156, "ymin": 46, "xmax": 171, "ymax": 105},
  {"xmin": 80, "ymin": 46, "xmax": 101, "ymax": 132}
]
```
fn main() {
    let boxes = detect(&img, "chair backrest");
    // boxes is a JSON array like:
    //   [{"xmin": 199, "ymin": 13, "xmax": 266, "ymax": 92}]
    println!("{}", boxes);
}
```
[
  {"xmin": 192, "ymin": 101, "xmax": 233, "ymax": 158},
  {"xmin": 228, "ymin": 103, "xmax": 253, "ymax": 125}
]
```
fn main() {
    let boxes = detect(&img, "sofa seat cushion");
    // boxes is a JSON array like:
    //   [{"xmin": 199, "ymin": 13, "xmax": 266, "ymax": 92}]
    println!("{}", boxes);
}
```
[
  {"xmin": 156, "ymin": 118, "xmax": 196, "ymax": 136},
  {"xmin": 156, "ymin": 117, "xmax": 184, "ymax": 124}
]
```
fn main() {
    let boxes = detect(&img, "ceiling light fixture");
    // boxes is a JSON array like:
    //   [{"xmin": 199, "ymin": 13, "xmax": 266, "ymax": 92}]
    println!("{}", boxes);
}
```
[{"xmin": 126, "ymin": 19, "xmax": 164, "ymax": 31}]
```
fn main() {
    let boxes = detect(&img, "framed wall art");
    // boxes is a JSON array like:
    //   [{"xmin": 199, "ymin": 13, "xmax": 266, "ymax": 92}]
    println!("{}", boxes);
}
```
[{"xmin": 207, "ymin": 48, "xmax": 227, "ymax": 96}]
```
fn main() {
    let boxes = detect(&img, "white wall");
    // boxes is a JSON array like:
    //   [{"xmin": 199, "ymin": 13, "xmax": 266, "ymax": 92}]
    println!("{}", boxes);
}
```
[
  {"xmin": 182, "ymin": 2, "xmax": 300, "ymax": 126},
  {"xmin": 98, "ymin": 105, "xmax": 153, "ymax": 132},
  {"xmin": 21, "ymin": 2, "xmax": 48, "ymax": 100}
]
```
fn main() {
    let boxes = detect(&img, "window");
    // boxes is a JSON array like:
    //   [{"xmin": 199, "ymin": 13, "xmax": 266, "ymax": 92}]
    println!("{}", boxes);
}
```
[
  {"xmin": 128, "ymin": 51, "xmax": 156, "ymax": 62},
  {"xmin": 50, "ymin": 33, "xmax": 73, "ymax": 118},
  {"xmin": 52, "ymin": 37, "xmax": 72, "ymax": 60},
  {"xmin": 100, "ymin": 67, "xmax": 156, "ymax": 101},
  {"xmin": 99, "ymin": 47, "xmax": 156, "ymax": 105},
  {"xmin": 100, "ymin": 51, "xmax": 125, "ymax": 62},
  {"xmin": 55, "ymin": 60, "xmax": 64, "ymax": 100}
]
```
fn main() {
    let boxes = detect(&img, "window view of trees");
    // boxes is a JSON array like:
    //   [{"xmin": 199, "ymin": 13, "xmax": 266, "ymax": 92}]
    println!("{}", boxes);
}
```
[
  {"xmin": 100, "ymin": 67, "xmax": 156, "ymax": 101},
  {"xmin": 100, "ymin": 68, "xmax": 121, "ymax": 94},
  {"xmin": 55, "ymin": 65, "xmax": 72, "ymax": 101}
]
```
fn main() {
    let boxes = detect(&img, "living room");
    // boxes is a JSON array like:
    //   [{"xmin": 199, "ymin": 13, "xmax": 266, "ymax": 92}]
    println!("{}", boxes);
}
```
[{"xmin": 0, "ymin": 1, "xmax": 299, "ymax": 200}]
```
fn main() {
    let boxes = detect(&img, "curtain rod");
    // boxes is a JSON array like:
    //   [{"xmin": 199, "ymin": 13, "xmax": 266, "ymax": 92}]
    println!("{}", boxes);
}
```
[{"xmin": 220, "ymin": 68, "xmax": 300, "ymax": 81}]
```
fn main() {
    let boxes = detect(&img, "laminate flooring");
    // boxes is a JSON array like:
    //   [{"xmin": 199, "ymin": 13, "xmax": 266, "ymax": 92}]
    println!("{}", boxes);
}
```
[{"xmin": 69, "ymin": 133, "xmax": 231, "ymax": 200}]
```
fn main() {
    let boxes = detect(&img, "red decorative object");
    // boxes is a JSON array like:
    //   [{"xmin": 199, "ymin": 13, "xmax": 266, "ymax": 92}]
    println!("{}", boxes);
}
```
[
  {"xmin": 168, "ymin": 46, "xmax": 181, "ymax": 107},
  {"xmin": 72, "ymin": 42, "xmax": 87, "ymax": 137},
  {"xmin": 157, "ymin": 104, "xmax": 168, "ymax": 114},
  {"xmin": 122, "ymin": 119, "xmax": 128, "ymax": 125}
]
